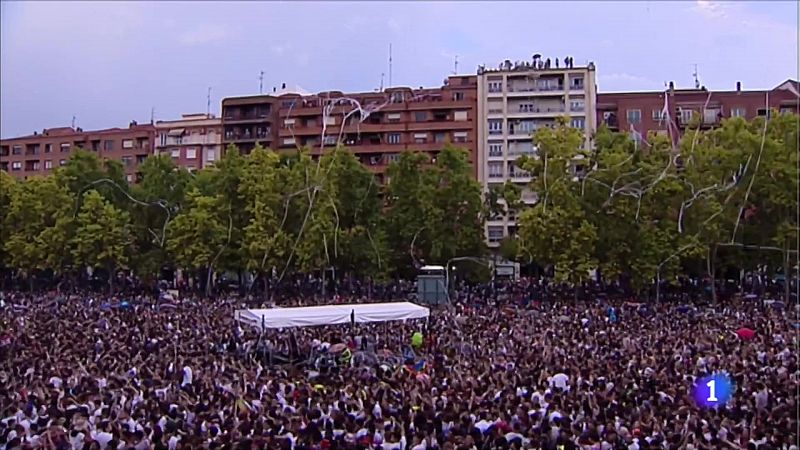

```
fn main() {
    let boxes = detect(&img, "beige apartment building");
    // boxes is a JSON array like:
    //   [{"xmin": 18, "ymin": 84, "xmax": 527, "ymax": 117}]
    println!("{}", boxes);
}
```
[
  {"xmin": 154, "ymin": 113, "xmax": 222, "ymax": 172},
  {"xmin": 476, "ymin": 57, "xmax": 597, "ymax": 246}
]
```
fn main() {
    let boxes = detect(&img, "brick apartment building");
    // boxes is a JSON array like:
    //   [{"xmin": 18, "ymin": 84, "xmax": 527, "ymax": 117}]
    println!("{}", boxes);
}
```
[
  {"xmin": 155, "ymin": 113, "xmax": 222, "ymax": 172},
  {"xmin": 0, "ymin": 122, "xmax": 155, "ymax": 182},
  {"xmin": 220, "ymin": 76, "xmax": 479, "ymax": 183},
  {"xmin": 596, "ymin": 79, "xmax": 800, "ymax": 144}
]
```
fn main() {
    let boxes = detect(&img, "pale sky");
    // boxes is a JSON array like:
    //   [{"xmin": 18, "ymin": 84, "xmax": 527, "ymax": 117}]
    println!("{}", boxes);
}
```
[{"xmin": 1, "ymin": 1, "xmax": 796, "ymax": 138}]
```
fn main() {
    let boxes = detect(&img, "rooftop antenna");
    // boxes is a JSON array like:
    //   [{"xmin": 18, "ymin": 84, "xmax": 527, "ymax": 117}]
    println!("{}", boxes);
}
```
[
  {"xmin": 259, "ymin": 71, "xmax": 264, "ymax": 94},
  {"xmin": 380, "ymin": 72, "xmax": 385, "ymax": 92},
  {"xmin": 453, "ymin": 55, "xmax": 459, "ymax": 75},
  {"xmin": 388, "ymin": 43, "xmax": 393, "ymax": 88},
  {"xmin": 692, "ymin": 64, "xmax": 700, "ymax": 89},
  {"xmin": 71, "ymin": 115, "xmax": 76, "ymax": 129},
  {"xmin": 207, "ymin": 87, "xmax": 212, "ymax": 116}
]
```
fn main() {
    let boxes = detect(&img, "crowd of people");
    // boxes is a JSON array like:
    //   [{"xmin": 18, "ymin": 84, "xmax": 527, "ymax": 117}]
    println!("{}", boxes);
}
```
[{"xmin": 0, "ymin": 283, "xmax": 797, "ymax": 450}]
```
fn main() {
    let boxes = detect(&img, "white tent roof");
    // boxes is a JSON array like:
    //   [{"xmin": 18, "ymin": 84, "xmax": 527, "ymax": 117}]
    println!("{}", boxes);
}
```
[{"xmin": 236, "ymin": 302, "xmax": 429, "ymax": 329}]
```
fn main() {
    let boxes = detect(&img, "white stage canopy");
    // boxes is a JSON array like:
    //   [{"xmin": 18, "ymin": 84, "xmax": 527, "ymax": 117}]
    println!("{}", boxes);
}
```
[{"xmin": 235, "ymin": 302, "xmax": 430, "ymax": 329}]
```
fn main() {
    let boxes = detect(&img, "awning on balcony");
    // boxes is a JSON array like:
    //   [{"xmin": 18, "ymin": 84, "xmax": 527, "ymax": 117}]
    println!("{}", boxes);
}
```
[{"xmin": 167, "ymin": 128, "xmax": 185, "ymax": 137}]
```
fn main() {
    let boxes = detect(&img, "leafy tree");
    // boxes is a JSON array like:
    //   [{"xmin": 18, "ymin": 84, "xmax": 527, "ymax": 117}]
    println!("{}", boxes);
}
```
[
  {"xmin": 167, "ymin": 189, "xmax": 228, "ymax": 295},
  {"xmin": 128, "ymin": 155, "xmax": 192, "ymax": 281},
  {"xmin": 71, "ymin": 190, "xmax": 132, "ymax": 293},
  {"xmin": 0, "ymin": 171, "xmax": 17, "ymax": 283},
  {"xmin": 239, "ymin": 147, "xmax": 290, "ymax": 297},
  {"xmin": 56, "ymin": 149, "xmax": 130, "ymax": 208},
  {"xmin": 4, "ymin": 176, "xmax": 74, "ymax": 290}
]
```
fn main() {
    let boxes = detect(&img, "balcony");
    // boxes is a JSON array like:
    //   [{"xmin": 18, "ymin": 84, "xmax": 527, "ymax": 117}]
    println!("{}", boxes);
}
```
[{"xmin": 25, "ymin": 145, "xmax": 40, "ymax": 156}]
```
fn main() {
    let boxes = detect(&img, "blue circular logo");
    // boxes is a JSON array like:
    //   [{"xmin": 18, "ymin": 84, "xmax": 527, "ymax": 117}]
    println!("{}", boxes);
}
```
[{"xmin": 693, "ymin": 372, "xmax": 734, "ymax": 408}]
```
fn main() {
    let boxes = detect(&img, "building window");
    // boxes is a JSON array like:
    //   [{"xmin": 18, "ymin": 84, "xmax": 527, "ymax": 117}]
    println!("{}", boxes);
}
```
[
  {"xmin": 391, "ymin": 92, "xmax": 404, "ymax": 103},
  {"xmin": 570, "ymin": 118, "xmax": 585, "ymax": 129},
  {"xmin": 44, "ymin": 144, "xmax": 52, "ymax": 154},
  {"xmin": 703, "ymin": 108, "xmax": 720, "ymax": 124},
  {"xmin": 186, "ymin": 148, "xmax": 197, "ymax": 159},
  {"xmin": 59, "ymin": 159, "xmax": 67, "ymax": 166},
  {"xmin": 488, "ymin": 119, "xmax": 503, "ymax": 135},
  {"xmin": 386, "ymin": 153, "xmax": 400, "ymax": 163},
  {"xmin": 757, "ymin": 108, "xmax": 768, "ymax": 117},
  {"xmin": 103, "ymin": 140, "xmax": 114, "ymax": 151},
  {"xmin": 652, "ymin": 109, "xmax": 665, "ymax": 121},
  {"xmin": 283, "ymin": 118, "xmax": 295, "ymax": 128},
  {"xmin": 413, "ymin": 133, "xmax": 428, "ymax": 144},
  {"xmin": 207, "ymin": 149, "xmax": 216, "ymax": 162},
  {"xmin": 126, "ymin": 174, "xmax": 134, "ymax": 183},
  {"xmin": 388, "ymin": 133, "xmax": 401, "ymax": 144},
  {"xmin": 122, "ymin": 139, "xmax": 134, "ymax": 149},
  {"xmin": 453, "ymin": 92, "xmax": 465, "ymax": 101},
  {"xmin": 414, "ymin": 111, "xmax": 427, "ymax": 122},
  {"xmin": 44, "ymin": 160, "xmax": 53, "ymax": 170},
  {"xmin": 488, "ymin": 81, "xmax": 503, "ymax": 93},
  {"xmin": 12, "ymin": 145, "xmax": 22, "ymax": 155},
  {"xmin": 386, "ymin": 113, "xmax": 401, "ymax": 122},
  {"xmin": 11, "ymin": 161, "xmax": 22, "ymax": 171},
  {"xmin": 680, "ymin": 109, "xmax": 695, "ymax": 123},
  {"xmin": 282, "ymin": 138, "xmax": 296, "ymax": 146},
  {"xmin": 488, "ymin": 226, "xmax": 504, "ymax": 243},
  {"xmin": 571, "ymin": 77, "xmax": 584, "ymax": 89},
  {"xmin": 453, "ymin": 131, "xmax": 468, "ymax": 143},
  {"xmin": 59, "ymin": 143, "xmax": 70, "ymax": 153},
  {"xmin": 160, "ymin": 134, "xmax": 167, "ymax": 146},
  {"xmin": 121, "ymin": 156, "xmax": 133, "ymax": 166},
  {"xmin": 488, "ymin": 162, "xmax": 503, "ymax": 178},
  {"xmin": 570, "ymin": 100, "xmax": 585, "ymax": 112},
  {"xmin": 489, "ymin": 143, "xmax": 503, "ymax": 157},
  {"xmin": 626, "ymin": 109, "xmax": 642, "ymax": 125},
  {"xmin": 324, "ymin": 116, "xmax": 336, "ymax": 126},
  {"xmin": 780, "ymin": 107, "xmax": 794, "ymax": 115},
  {"xmin": 170, "ymin": 149, "xmax": 180, "ymax": 158},
  {"xmin": 454, "ymin": 110, "xmax": 468, "ymax": 121},
  {"xmin": 434, "ymin": 132, "xmax": 447, "ymax": 143}
]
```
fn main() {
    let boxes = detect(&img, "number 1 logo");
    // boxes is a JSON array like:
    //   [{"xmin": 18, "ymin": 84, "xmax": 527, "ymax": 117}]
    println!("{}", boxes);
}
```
[{"xmin": 706, "ymin": 379, "xmax": 718, "ymax": 402}]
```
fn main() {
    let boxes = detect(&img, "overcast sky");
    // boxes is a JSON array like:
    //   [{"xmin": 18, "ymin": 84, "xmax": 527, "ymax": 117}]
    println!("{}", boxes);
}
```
[{"xmin": 1, "ymin": 1, "xmax": 796, "ymax": 138}]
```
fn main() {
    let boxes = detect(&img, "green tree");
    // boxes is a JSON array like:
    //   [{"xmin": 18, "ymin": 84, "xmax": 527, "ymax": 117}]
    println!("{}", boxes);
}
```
[
  {"xmin": 128, "ymin": 155, "xmax": 192, "ymax": 282},
  {"xmin": 167, "ymin": 189, "xmax": 228, "ymax": 295},
  {"xmin": 239, "ymin": 147, "xmax": 290, "ymax": 297},
  {"xmin": 56, "ymin": 149, "xmax": 130, "ymax": 208},
  {"xmin": 0, "ymin": 171, "xmax": 17, "ymax": 285},
  {"xmin": 71, "ymin": 190, "xmax": 132, "ymax": 293},
  {"xmin": 4, "ymin": 176, "xmax": 74, "ymax": 290}
]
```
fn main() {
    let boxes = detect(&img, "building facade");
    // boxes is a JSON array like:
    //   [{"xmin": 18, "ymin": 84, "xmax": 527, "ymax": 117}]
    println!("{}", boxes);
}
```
[
  {"xmin": 596, "ymin": 79, "xmax": 800, "ymax": 143},
  {"xmin": 218, "ymin": 76, "xmax": 479, "ymax": 184},
  {"xmin": 154, "ymin": 113, "xmax": 222, "ymax": 172},
  {"xmin": 220, "ymin": 95, "xmax": 278, "ymax": 155},
  {"xmin": 0, "ymin": 122, "xmax": 155, "ymax": 182},
  {"xmin": 476, "ymin": 58, "xmax": 598, "ymax": 246}
]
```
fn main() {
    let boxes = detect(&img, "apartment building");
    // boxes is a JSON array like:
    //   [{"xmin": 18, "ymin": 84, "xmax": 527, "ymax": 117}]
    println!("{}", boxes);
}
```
[
  {"xmin": 155, "ymin": 113, "xmax": 222, "ymax": 172},
  {"xmin": 597, "ymin": 79, "xmax": 800, "ymax": 143},
  {"xmin": 219, "ymin": 76, "xmax": 478, "ymax": 184},
  {"xmin": 0, "ymin": 122, "xmax": 155, "ymax": 182},
  {"xmin": 220, "ymin": 95, "xmax": 278, "ymax": 155},
  {"xmin": 476, "ymin": 57, "xmax": 598, "ymax": 246}
]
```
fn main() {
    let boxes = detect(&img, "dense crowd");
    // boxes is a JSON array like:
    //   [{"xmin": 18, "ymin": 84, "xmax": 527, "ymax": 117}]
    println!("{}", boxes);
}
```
[{"xmin": 0, "ymin": 287, "xmax": 797, "ymax": 450}]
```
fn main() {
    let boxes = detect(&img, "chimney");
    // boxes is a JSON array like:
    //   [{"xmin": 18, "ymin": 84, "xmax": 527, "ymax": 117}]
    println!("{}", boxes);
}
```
[
  {"xmin": 33, "ymin": 131, "xmax": 38, "ymax": 135},
  {"xmin": 282, "ymin": 83, "xmax": 286, "ymax": 89},
  {"xmin": 129, "ymin": 120, "xmax": 138, "ymax": 128},
  {"xmin": 669, "ymin": 81, "xmax": 675, "ymax": 96},
  {"xmin": 273, "ymin": 87, "xmax": 276, "ymax": 93},
  {"xmin": 736, "ymin": 81, "xmax": 741, "ymax": 92}
]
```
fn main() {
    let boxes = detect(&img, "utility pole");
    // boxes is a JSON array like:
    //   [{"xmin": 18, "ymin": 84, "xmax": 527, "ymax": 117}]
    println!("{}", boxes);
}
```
[{"xmin": 259, "ymin": 71, "xmax": 264, "ymax": 94}]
